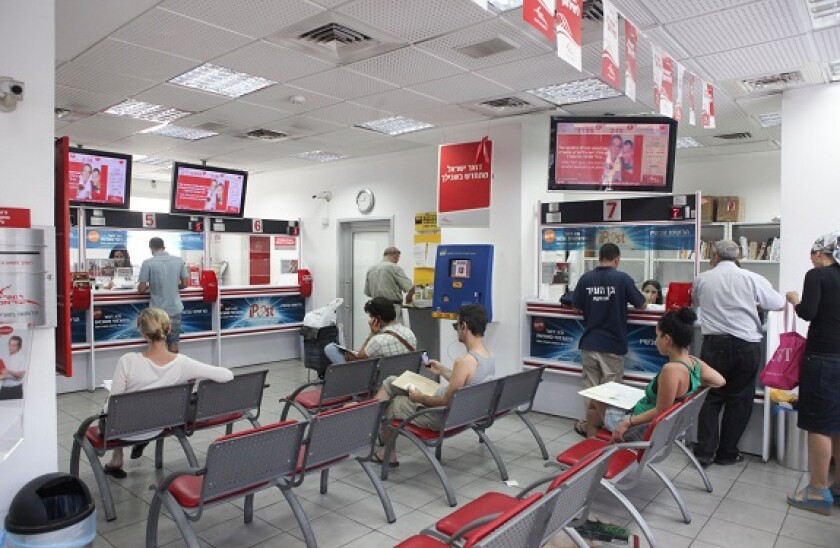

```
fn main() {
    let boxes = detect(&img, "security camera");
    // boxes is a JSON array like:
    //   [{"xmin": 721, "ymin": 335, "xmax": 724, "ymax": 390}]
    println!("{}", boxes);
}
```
[
  {"xmin": 0, "ymin": 77, "xmax": 24, "ymax": 112},
  {"xmin": 312, "ymin": 191, "xmax": 333, "ymax": 201}
]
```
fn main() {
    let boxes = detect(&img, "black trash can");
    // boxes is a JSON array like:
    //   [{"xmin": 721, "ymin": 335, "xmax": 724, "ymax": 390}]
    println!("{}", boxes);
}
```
[
  {"xmin": 301, "ymin": 325, "xmax": 339, "ymax": 379},
  {"xmin": 3, "ymin": 473, "xmax": 96, "ymax": 547}
]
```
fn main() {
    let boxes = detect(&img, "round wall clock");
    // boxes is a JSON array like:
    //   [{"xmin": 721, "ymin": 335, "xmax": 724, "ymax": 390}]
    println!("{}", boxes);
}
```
[{"xmin": 356, "ymin": 188, "xmax": 375, "ymax": 214}]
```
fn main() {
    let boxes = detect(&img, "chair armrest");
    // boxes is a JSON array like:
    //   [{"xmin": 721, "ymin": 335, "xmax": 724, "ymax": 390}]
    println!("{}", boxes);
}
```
[
  {"xmin": 278, "ymin": 398, "xmax": 313, "ymax": 421},
  {"xmin": 284, "ymin": 380, "xmax": 324, "ymax": 402},
  {"xmin": 150, "ymin": 467, "xmax": 206, "ymax": 496},
  {"xmin": 516, "ymin": 473, "xmax": 559, "ymax": 498},
  {"xmin": 445, "ymin": 512, "xmax": 504, "ymax": 543},
  {"xmin": 392, "ymin": 405, "xmax": 447, "ymax": 430},
  {"xmin": 74, "ymin": 413, "xmax": 104, "ymax": 438}
]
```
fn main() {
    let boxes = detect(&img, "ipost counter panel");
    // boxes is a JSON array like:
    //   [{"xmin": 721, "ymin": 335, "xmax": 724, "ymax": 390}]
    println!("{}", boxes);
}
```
[{"xmin": 431, "ymin": 244, "xmax": 493, "ymax": 321}]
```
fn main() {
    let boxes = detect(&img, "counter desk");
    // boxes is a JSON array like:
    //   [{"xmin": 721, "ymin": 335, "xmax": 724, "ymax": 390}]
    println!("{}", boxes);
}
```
[{"xmin": 58, "ymin": 284, "xmax": 304, "ymax": 394}]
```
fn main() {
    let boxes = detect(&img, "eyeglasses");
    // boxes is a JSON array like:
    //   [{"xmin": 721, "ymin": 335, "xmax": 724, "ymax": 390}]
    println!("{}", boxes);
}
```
[{"xmin": 452, "ymin": 322, "xmax": 460, "ymax": 331}]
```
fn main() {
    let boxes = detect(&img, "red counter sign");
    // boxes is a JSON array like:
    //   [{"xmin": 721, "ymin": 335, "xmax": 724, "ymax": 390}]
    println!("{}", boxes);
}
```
[
  {"xmin": 438, "ymin": 139, "xmax": 492, "ymax": 227},
  {"xmin": 0, "ymin": 207, "xmax": 31, "ymax": 228}
]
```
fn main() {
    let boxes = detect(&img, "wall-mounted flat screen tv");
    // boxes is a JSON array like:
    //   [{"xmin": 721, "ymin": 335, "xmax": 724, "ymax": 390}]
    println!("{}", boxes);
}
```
[
  {"xmin": 170, "ymin": 162, "xmax": 248, "ymax": 219},
  {"xmin": 68, "ymin": 147, "xmax": 132, "ymax": 209},
  {"xmin": 548, "ymin": 116, "xmax": 678, "ymax": 193}
]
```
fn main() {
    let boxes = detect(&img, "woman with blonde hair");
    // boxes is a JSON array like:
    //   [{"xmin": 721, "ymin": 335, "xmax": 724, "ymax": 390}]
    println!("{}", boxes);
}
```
[{"xmin": 102, "ymin": 307, "xmax": 233, "ymax": 478}]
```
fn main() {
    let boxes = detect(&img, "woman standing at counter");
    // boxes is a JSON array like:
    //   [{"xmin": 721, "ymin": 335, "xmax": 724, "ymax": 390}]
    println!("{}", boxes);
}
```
[{"xmin": 785, "ymin": 232, "xmax": 840, "ymax": 515}]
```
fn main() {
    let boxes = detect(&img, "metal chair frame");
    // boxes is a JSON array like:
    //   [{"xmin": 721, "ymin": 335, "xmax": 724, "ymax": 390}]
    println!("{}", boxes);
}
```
[
  {"xmin": 375, "ymin": 351, "xmax": 424, "ymax": 388},
  {"xmin": 146, "ymin": 421, "xmax": 316, "ymax": 548},
  {"xmin": 672, "ymin": 387, "xmax": 714, "ymax": 492},
  {"xmin": 69, "ymin": 383, "xmax": 197, "ymax": 522},
  {"xmin": 280, "ymin": 358, "xmax": 378, "ymax": 419}
]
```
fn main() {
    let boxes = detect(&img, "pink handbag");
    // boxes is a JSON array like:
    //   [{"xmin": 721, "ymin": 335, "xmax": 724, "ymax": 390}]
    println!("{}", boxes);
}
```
[{"xmin": 760, "ymin": 304, "xmax": 806, "ymax": 390}]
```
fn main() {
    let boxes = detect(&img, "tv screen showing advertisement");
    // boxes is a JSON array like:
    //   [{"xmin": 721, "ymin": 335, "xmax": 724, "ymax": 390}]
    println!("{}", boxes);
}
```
[
  {"xmin": 68, "ymin": 147, "xmax": 133, "ymax": 209},
  {"xmin": 170, "ymin": 162, "xmax": 248, "ymax": 218},
  {"xmin": 548, "ymin": 116, "xmax": 678, "ymax": 193}
]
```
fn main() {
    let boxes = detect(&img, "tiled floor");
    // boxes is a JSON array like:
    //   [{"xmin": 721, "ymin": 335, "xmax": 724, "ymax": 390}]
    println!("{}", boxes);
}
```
[{"xmin": 56, "ymin": 360, "xmax": 840, "ymax": 547}]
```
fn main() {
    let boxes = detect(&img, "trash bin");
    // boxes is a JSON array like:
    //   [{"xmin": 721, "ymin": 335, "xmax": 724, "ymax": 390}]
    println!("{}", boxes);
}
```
[
  {"xmin": 301, "ymin": 325, "xmax": 338, "ymax": 379},
  {"xmin": 3, "ymin": 473, "xmax": 96, "ymax": 547},
  {"xmin": 775, "ymin": 405, "xmax": 809, "ymax": 471}
]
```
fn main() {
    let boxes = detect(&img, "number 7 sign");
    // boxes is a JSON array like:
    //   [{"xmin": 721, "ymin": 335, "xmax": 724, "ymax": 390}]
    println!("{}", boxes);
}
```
[{"xmin": 603, "ymin": 200, "xmax": 621, "ymax": 221}]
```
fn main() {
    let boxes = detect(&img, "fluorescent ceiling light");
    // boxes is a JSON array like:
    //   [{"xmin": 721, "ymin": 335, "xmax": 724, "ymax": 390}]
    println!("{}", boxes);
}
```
[
  {"xmin": 757, "ymin": 113, "xmax": 782, "ymax": 128},
  {"xmin": 676, "ymin": 136, "xmax": 702, "ymax": 149},
  {"xmin": 828, "ymin": 59, "xmax": 840, "ymax": 81},
  {"xmin": 134, "ymin": 156, "xmax": 174, "ymax": 168},
  {"xmin": 488, "ymin": 0, "xmax": 522, "ymax": 11},
  {"xmin": 355, "ymin": 116, "xmax": 434, "ymax": 135},
  {"xmin": 806, "ymin": 0, "xmax": 840, "ymax": 30},
  {"xmin": 527, "ymin": 78, "xmax": 622, "ymax": 106},
  {"xmin": 169, "ymin": 63, "xmax": 276, "ymax": 98},
  {"xmin": 139, "ymin": 124, "xmax": 218, "ymax": 140},
  {"xmin": 295, "ymin": 150, "xmax": 348, "ymax": 162},
  {"xmin": 105, "ymin": 99, "xmax": 191, "ymax": 123}
]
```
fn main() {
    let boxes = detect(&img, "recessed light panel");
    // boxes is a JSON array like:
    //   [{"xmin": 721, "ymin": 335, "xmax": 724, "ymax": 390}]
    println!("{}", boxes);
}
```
[
  {"xmin": 169, "ymin": 63, "xmax": 276, "ymax": 98},
  {"xmin": 355, "ymin": 116, "xmax": 434, "ymax": 135},
  {"xmin": 757, "ymin": 113, "xmax": 782, "ymax": 128},
  {"xmin": 527, "ymin": 78, "xmax": 622, "ymax": 106},
  {"xmin": 105, "ymin": 100, "xmax": 191, "ymax": 123},
  {"xmin": 139, "ymin": 124, "xmax": 218, "ymax": 140},
  {"xmin": 296, "ymin": 150, "xmax": 349, "ymax": 162},
  {"xmin": 134, "ymin": 156, "xmax": 174, "ymax": 168},
  {"xmin": 676, "ymin": 136, "xmax": 702, "ymax": 148}
]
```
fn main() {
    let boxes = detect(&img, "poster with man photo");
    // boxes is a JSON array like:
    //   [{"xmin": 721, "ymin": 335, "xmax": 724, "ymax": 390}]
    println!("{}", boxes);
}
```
[{"xmin": 0, "ymin": 325, "xmax": 32, "ymax": 401}]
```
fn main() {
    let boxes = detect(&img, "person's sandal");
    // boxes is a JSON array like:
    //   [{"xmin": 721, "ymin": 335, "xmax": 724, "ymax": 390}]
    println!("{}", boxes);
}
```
[
  {"xmin": 573, "ymin": 420, "xmax": 588, "ymax": 438},
  {"xmin": 371, "ymin": 453, "xmax": 399, "ymax": 468},
  {"xmin": 103, "ymin": 465, "xmax": 127, "ymax": 479},
  {"xmin": 787, "ymin": 485, "xmax": 834, "ymax": 515}
]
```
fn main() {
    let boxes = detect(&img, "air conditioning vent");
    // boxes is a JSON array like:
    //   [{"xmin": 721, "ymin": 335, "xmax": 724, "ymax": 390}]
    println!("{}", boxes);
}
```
[
  {"xmin": 464, "ymin": 94, "xmax": 554, "ymax": 118},
  {"xmin": 714, "ymin": 132, "xmax": 753, "ymax": 140},
  {"xmin": 740, "ymin": 71, "xmax": 805, "ymax": 93},
  {"xmin": 583, "ymin": 0, "xmax": 604, "ymax": 22},
  {"xmin": 196, "ymin": 122, "xmax": 229, "ymax": 133},
  {"xmin": 244, "ymin": 129, "xmax": 288, "ymax": 141},
  {"xmin": 455, "ymin": 36, "xmax": 518, "ymax": 59},
  {"xmin": 298, "ymin": 23, "xmax": 371, "ymax": 46},
  {"xmin": 481, "ymin": 97, "xmax": 533, "ymax": 109}
]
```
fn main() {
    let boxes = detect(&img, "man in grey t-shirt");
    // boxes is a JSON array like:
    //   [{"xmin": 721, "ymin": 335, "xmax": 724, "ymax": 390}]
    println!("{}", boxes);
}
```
[
  {"xmin": 138, "ymin": 237, "xmax": 189, "ymax": 352},
  {"xmin": 364, "ymin": 247, "xmax": 415, "ymax": 322}
]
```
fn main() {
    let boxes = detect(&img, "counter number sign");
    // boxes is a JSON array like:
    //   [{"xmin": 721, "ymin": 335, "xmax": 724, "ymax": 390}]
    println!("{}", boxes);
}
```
[
  {"xmin": 143, "ymin": 212, "xmax": 156, "ymax": 229},
  {"xmin": 603, "ymin": 200, "xmax": 621, "ymax": 221},
  {"xmin": 252, "ymin": 218, "xmax": 263, "ymax": 233}
]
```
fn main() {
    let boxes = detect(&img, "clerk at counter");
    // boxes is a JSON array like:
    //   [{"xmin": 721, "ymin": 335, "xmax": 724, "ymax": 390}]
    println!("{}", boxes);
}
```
[{"xmin": 137, "ymin": 237, "xmax": 189, "ymax": 353}]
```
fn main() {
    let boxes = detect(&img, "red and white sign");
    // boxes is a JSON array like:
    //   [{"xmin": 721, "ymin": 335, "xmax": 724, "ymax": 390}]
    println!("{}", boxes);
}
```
[
  {"xmin": 555, "ymin": 0, "xmax": 582, "ymax": 70},
  {"xmin": 274, "ymin": 236, "xmax": 297, "ymax": 250},
  {"xmin": 688, "ymin": 72, "xmax": 697, "ymax": 126},
  {"xmin": 143, "ymin": 212, "xmax": 156, "ymax": 229},
  {"xmin": 660, "ymin": 52, "xmax": 675, "ymax": 118},
  {"xmin": 173, "ymin": 166, "xmax": 245, "ymax": 215},
  {"xmin": 674, "ymin": 63, "xmax": 685, "ymax": 122},
  {"xmin": 603, "ymin": 200, "xmax": 622, "ymax": 221},
  {"xmin": 702, "ymin": 82, "xmax": 716, "ymax": 128},
  {"xmin": 601, "ymin": 0, "xmax": 620, "ymax": 88},
  {"xmin": 624, "ymin": 19, "xmax": 638, "ymax": 101},
  {"xmin": 523, "ymin": 0, "xmax": 556, "ymax": 42},
  {"xmin": 0, "ymin": 207, "xmax": 31, "ymax": 228},
  {"xmin": 68, "ymin": 151, "xmax": 129, "ymax": 206},
  {"xmin": 438, "ymin": 139, "xmax": 492, "ymax": 227},
  {"xmin": 252, "ymin": 218, "xmax": 263, "ymax": 233},
  {"xmin": 652, "ymin": 44, "xmax": 663, "ymax": 112}
]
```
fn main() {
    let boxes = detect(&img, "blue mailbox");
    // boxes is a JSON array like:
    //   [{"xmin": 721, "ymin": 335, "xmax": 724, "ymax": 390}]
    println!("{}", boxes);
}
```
[{"xmin": 431, "ymin": 244, "xmax": 493, "ymax": 321}]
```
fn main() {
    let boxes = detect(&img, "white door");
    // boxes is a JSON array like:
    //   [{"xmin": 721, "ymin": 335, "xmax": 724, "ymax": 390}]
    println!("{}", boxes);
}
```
[{"xmin": 337, "ymin": 220, "xmax": 392, "ymax": 348}]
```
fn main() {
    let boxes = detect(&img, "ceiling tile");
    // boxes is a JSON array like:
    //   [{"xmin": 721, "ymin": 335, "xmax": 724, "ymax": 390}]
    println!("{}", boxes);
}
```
[
  {"xmin": 288, "ymin": 67, "xmax": 397, "ymax": 100},
  {"xmin": 813, "ymin": 26, "xmax": 840, "ymax": 63},
  {"xmin": 113, "ymin": 8, "xmax": 254, "ymax": 61},
  {"xmin": 208, "ymin": 141, "xmax": 295, "ymax": 165},
  {"xmin": 107, "ymin": 134, "xmax": 183, "ymax": 156},
  {"xmin": 305, "ymin": 102, "xmax": 392, "ymax": 125},
  {"xmin": 347, "ymin": 47, "xmax": 465, "ymax": 86},
  {"xmin": 337, "ymin": 0, "xmax": 494, "ymax": 43},
  {"xmin": 636, "ymin": 0, "xmax": 759, "ymax": 24},
  {"xmin": 351, "ymin": 88, "xmax": 445, "ymax": 113},
  {"xmin": 401, "ymin": 104, "xmax": 488, "ymax": 126},
  {"xmin": 407, "ymin": 72, "xmax": 512, "ymax": 104},
  {"xmin": 561, "ymin": 95, "xmax": 654, "ymax": 116},
  {"xmin": 241, "ymin": 84, "xmax": 343, "ymax": 113},
  {"xmin": 696, "ymin": 35, "xmax": 813, "ymax": 81},
  {"xmin": 212, "ymin": 41, "xmax": 335, "ymax": 83},
  {"xmin": 608, "ymin": 0, "xmax": 658, "ymax": 28},
  {"xmin": 179, "ymin": 102, "xmax": 290, "ymax": 131},
  {"xmin": 56, "ymin": 86, "xmax": 126, "ymax": 114},
  {"xmin": 56, "ymin": 63, "xmax": 157, "ymax": 97},
  {"xmin": 263, "ymin": 115, "xmax": 345, "ymax": 138},
  {"xmin": 160, "ymin": 0, "xmax": 325, "ymax": 39},
  {"xmin": 474, "ymin": 53, "xmax": 589, "ymax": 91},
  {"xmin": 314, "ymin": 127, "xmax": 397, "ymax": 147},
  {"xmin": 134, "ymin": 84, "xmax": 233, "ymax": 112},
  {"xmin": 62, "ymin": 113, "xmax": 158, "ymax": 145},
  {"xmin": 70, "ymin": 38, "xmax": 198, "ymax": 82},
  {"xmin": 163, "ymin": 135, "xmax": 260, "ymax": 159}
]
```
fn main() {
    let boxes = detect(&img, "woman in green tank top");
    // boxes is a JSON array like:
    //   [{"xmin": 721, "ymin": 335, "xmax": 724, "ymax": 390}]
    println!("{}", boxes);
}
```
[{"xmin": 579, "ymin": 308, "xmax": 726, "ymax": 442}]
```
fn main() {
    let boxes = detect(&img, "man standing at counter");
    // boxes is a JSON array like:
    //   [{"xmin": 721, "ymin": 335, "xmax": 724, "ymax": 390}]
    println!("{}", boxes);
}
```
[
  {"xmin": 692, "ymin": 239, "xmax": 784, "ymax": 466},
  {"xmin": 138, "ymin": 237, "xmax": 189, "ymax": 353},
  {"xmin": 571, "ymin": 243, "xmax": 646, "ymax": 426},
  {"xmin": 365, "ymin": 247, "xmax": 415, "ymax": 323}
]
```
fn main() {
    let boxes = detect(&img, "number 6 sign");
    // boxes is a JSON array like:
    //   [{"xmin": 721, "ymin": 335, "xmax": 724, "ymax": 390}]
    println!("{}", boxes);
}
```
[
  {"xmin": 603, "ymin": 200, "xmax": 621, "ymax": 221},
  {"xmin": 252, "ymin": 218, "xmax": 263, "ymax": 233}
]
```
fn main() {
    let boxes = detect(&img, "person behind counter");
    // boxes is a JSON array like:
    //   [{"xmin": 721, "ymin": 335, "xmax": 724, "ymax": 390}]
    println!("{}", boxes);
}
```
[
  {"xmin": 103, "ymin": 247, "xmax": 132, "ymax": 290},
  {"xmin": 577, "ymin": 308, "xmax": 725, "ymax": 441},
  {"xmin": 641, "ymin": 279, "xmax": 663, "ymax": 305},
  {"xmin": 102, "ymin": 308, "xmax": 233, "ymax": 479}
]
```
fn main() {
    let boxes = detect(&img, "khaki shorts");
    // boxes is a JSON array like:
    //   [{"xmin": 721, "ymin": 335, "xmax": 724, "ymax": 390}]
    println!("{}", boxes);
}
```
[
  {"xmin": 580, "ymin": 350, "xmax": 625, "ymax": 390},
  {"xmin": 380, "ymin": 376, "xmax": 444, "ymax": 431}
]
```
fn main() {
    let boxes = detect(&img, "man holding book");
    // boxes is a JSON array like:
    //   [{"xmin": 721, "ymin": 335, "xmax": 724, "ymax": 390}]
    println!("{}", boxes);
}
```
[
  {"xmin": 372, "ymin": 303, "xmax": 495, "ymax": 467},
  {"xmin": 323, "ymin": 297, "xmax": 417, "ymax": 363}
]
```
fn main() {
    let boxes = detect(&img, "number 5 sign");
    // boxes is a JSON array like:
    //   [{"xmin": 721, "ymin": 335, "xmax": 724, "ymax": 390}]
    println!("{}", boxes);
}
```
[
  {"xmin": 252, "ymin": 218, "xmax": 263, "ymax": 233},
  {"xmin": 603, "ymin": 200, "xmax": 621, "ymax": 221},
  {"xmin": 143, "ymin": 212, "xmax": 156, "ymax": 228}
]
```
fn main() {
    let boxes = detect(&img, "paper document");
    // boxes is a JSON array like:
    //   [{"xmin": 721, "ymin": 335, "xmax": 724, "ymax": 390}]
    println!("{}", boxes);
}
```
[
  {"xmin": 391, "ymin": 371, "xmax": 440, "ymax": 397},
  {"xmin": 334, "ymin": 345, "xmax": 358, "ymax": 357},
  {"xmin": 102, "ymin": 379, "xmax": 113, "ymax": 392},
  {"xmin": 578, "ymin": 382, "xmax": 644, "ymax": 410}
]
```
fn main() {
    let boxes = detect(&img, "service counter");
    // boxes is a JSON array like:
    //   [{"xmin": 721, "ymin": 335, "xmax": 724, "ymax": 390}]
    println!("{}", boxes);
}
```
[{"xmin": 58, "ymin": 284, "xmax": 303, "ymax": 394}]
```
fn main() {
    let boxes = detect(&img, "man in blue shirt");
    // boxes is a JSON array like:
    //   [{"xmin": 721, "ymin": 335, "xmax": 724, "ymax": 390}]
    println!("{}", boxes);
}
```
[
  {"xmin": 572, "ymin": 243, "xmax": 646, "ymax": 420},
  {"xmin": 138, "ymin": 237, "xmax": 189, "ymax": 352}
]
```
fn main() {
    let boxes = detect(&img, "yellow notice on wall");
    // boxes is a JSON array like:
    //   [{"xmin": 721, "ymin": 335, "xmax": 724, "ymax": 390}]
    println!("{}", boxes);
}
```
[{"xmin": 414, "ymin": 211, "xmax": 441, "ymax": 285}]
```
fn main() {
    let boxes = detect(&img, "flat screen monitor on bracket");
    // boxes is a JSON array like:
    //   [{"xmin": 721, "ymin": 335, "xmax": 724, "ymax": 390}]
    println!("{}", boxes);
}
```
[
  {"xmin": 170, "ymin": 162, "xmax": 248, "ymax": 219},
  {"xmin": 68, "ymin": 147, "xmax": 133, "ymax": 209}
]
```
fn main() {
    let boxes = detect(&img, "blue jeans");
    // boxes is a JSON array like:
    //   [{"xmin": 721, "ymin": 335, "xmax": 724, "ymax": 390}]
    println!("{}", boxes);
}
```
[{"xmin": 323, "ymin": 342, "xmax": 347, "ymax": 364}]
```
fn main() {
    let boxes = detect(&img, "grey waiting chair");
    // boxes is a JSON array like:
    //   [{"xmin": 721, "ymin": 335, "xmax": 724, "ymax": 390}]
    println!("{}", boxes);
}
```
[
  {"xmin": 375, "ymin": 351, "xmax": 425, "ymax": 388},
  {"xmin": 280, "ymin": 358, "xmax": 378, "ymax": 419},
  {"xmin": 481, "ymin": 367, "xmax": 549, "ymax": 460}
]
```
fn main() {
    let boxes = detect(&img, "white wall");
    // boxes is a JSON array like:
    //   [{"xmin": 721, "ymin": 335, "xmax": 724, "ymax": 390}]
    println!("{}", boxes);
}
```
[
  {"xmin": 0, "ymin": 2, "xmax": 56, "ymax": 516},
  {"xmin": 779, "ymin": 84, "xmax": 840, "ymax": 298}
]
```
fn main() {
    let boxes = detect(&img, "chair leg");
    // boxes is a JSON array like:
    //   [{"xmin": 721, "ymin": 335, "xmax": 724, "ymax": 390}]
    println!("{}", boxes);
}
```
[
  {"xmin": 280, "ymin": 401, "xmax": 291, "ymax": 421},
  {"xmin": 517, "ymin": 411, "xmax": 549, "ymax": 460},
  {"xmin": 244, "ymin": 493, "xmax": 254, "ymax": 524},
  {"xmin": 562, "ymin": 526, "xmax": 590, "ymax": 548},
  {"xmin": 278, "ymin": 483, "xmax": 317, "ymax": 548},
  {"xmin": 225, "ymin": 423, "xmax": 234, "ymax": 435},
  {"xmin": 176, "ymin": 433, "xmax": 200, "ymax": 467},
  {"xmin": 600, "ymin": 480, "xmax": 657, "ymax": 548},
  {"xmin": 161, "ymin": 491, "xmax": 202, "ymax": 548},
  {"xmin": 80, "ymin": 440, "xmax": 116, "ymax": 522},
  {"xmin": 676, "ymin": 438, "xmax": 713, "ymax": 493},
  {"xmin": 154, "ymin": 439, "xmax": 164, "ymax": 470},
  {"xmin": 474, "ymin": 429, "xmax": 508, "ymax": 482},
  {"xmin": 319, "ymin": 469, "xmax": 329, "ymax": 495},
  {"xmin": 69, "ymin": 436, "xmax": 82, "ymax": 477},
  {"xmin": 399, "ymin": 432, "xmax": 457, "ymax": 507},
  {"xmin": 435, "ymin": 443, "xmax": 443, "ymax": 462},
  {"xmin": 357, "ymin": 458, "xmax": 396, "ymax": 523},
  {"xmin": 648, "ymin": 463, "xmax": 691, "ymax": 524}
]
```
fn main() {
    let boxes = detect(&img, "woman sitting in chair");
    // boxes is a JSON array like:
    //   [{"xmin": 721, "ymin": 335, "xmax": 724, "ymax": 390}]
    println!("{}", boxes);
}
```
[
  {"xmin": 102, "ymin": 307, "xmax": 233, "ymax": 478},
  {"xmin": 577, "ymin": 308, "xmax": 725, "ymax": 442}
]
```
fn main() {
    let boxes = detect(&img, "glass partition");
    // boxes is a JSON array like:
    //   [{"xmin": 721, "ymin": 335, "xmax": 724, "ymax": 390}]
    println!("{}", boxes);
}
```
[{"xmin": 209, "ymin": 232, "xmax": 299, "ymax": 286}]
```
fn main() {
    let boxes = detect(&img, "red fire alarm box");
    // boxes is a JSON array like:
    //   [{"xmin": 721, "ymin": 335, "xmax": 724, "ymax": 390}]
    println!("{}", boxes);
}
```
[{"xmin": 298, "ymin": 269, "xmax": 312, "ymax": 297}]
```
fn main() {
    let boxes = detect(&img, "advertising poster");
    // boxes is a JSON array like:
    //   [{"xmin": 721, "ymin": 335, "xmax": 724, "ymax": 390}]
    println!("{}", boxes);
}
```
[
  {"xmin": 688, "ymin": 72, "xmax": 697, "ymax": 126},
  {"xmin": 624, "ymin": 19, "xmax": 638, "ymax": 101},
  {"xmin": 541, "ymin": 224, "xmax": 695, "ymax": 252},
  {"xmin": 674, "ymin": 63, "xmax": 685, "ymax": 122},
  {"xmin": 552, "ymin": 121, "xmax": 671, "ymax": 189},
  {"xmin": 93, "ymin": 301, "xmax": 212, "ymax": 341},
  {"xmin": 530, "ymin": 315, "xmax": 665, "ymax": 373},
  {"xmin": 555, "ymin": 0, "xmax": 582, "ymax": 70},
  {"xmin": 173, "ymin": 166, "xmax": 244, "ymax": 215},
  {"xmin": 68, "ymin": 150, "xmax": 129, "ymax": 206},
  {"xmin": 437, "ymin": 139, "xmax": 492, "ymax": 227},
  {"xmin": 660, "ymin": 53, "xmax": 675, "ymax": 118},
  {"xmin": 523, "ymin": 0, "xmax": 556, "ymax": 42},
  {"xmin": 601, "ymin": 0, "xmax": 620, "ymax": 89},
  {"xmin": 85, "ymin": 229, "xmax": 204, "ymax": 253},
  {"xmin": 702, "ymin": 82, "xmax": 716, "ymax": 129},
  {"xmin": 220, "ymin": 295, "xmax": 305, "ymax": 331},
  {"xmin": 0, "ymin": 324, "xmax": 34, "ymax": 455},
  {"xmin": 0, "ymin": 232, "xmax": 50, "ymax": 327}
]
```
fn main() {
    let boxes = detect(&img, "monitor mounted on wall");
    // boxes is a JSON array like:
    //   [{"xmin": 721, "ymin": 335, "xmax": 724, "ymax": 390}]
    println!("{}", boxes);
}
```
[
  {"xmin": 68, "ymin": 147, "xmax": 133, "ymax": 209},
  {"xmin": 170, "ymin": 162, "xmax": 248, "ymax": 219}
]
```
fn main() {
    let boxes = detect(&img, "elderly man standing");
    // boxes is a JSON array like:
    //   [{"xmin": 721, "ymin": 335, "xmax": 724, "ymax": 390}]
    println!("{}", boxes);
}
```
[
  {"xmin": 365, "ymin": 246, "xmax": 415, "ymax": 322},
  {"xmin": 692, "ymin": 239, "xmax": 785, "ymax": 466}
]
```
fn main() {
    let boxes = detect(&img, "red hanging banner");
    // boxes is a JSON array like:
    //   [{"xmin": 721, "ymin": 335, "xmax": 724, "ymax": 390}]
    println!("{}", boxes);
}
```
[
  {"xmin": 660, "ymin": 53, "xmax": 674, "ymax": 118},
  {"xmin": 523, "ymin": 0, "xmax": 556, "ymax": 42},
  {"xmin": 624, "ymin": 19, "xmax": 638, "ymax": 101},
  {"xmin": 702, "ymin": 82, "xmax": 716, "ymax": 128},
  {"xmin": 688, "ymin": 72, "xmax": 697, "ymax": 126},
  {"xmin": 438, "ymin": 139, "xmax": 492, "ymax": 227},
  {"xmin": 555, "ymin": 0, "xmax": 582, "ymax": 70},
  {"xmin": 601, "ymin": 0, "xmax": 620, "ymax": 88}
]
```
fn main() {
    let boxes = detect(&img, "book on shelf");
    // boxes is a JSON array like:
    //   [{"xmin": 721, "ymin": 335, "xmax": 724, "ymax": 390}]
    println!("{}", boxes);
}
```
[{"xmin": 391, "ymin": 370, "xmax": 440, "ymax": 397}]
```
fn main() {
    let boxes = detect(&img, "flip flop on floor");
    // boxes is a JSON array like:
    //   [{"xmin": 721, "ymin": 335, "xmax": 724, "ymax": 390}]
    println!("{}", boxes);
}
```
[
  {"xmin": 574, "ymin": 420, "xmax": 588, "ymax": 438},
  {"xmin": 371, "ymin": 453, "xmax": 399, "ymax": 468},
  {"xmin": 103, "ymin": 465, "xmax": 127, "ymax": 479}
]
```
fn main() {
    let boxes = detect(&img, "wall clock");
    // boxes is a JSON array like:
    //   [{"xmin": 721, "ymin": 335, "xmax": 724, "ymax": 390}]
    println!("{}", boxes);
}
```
[{"xmin": 356, "ymin": 188, "xmax": 375, "ymax": 214}]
